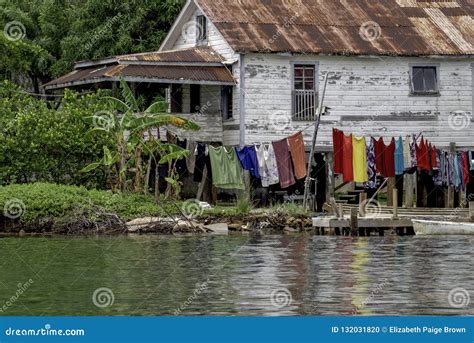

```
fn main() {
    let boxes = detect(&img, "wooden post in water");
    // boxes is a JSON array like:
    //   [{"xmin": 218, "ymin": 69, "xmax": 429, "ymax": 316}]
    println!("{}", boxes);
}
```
[
  {"xmin": 469, "ymin": 202, "xmax": 474, "ymax": 222},
  {"xmin": 359, "ymin": 192, "xmax": 367, "ymax": 217},
  {"xmin": 447, "ymin": 142, "xmax": 456, "ymax": 208},
  {"xmin": 350, "ymin": 207, "xmax": 358, "ymax": 236},
  {"xmin": 387, "ymin": 177, "xmax": 396, "ymax": 207},
  {"xmin": 392, "ymin": 188, "xmax": 399, "ymax": 219},
  {"xmin": 404, "ymin": 173, "xmax": 415, "ymax": 208}
]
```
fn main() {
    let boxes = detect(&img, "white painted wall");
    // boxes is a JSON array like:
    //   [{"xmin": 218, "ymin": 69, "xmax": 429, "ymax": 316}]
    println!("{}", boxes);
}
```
[
  {"xmin": 243, "ymin": 54, "xmax": 474, "ymax": 150},
  {"xmin": 171, "ymin": 6, "xmax": 237, "ymax": 63}
]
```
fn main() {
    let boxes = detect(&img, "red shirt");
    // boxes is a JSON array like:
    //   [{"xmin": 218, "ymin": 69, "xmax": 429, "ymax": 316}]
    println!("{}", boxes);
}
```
[
  {"xmin": 342, "ymin": 133, "xmax": 353, "ymax": 182},
  {"xmin": 462, "ymin": 152, "xmax": 470, "ymax": 185},
  {"xmin": 416, "ymin": 137, "xmax": 430, "ymax": 171},
  {"xmin": 382, "ymin": 138, "xmax": 396, "ymax": 177},
  {"xmin": 374, "ymin": 137, "xmax": 385, "ymax": 175}
]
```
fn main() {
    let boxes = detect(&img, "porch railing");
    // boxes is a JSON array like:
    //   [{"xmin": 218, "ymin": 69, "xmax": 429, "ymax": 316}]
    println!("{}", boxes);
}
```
[{"xmin": 292, "ymin": 89, "xmax": 318, "ymax": 121}]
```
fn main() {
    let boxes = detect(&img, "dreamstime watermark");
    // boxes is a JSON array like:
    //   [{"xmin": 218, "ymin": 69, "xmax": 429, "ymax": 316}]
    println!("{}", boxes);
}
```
[
  {"xmin": 268, "ymin": 110, "xmax": 293, "ymax": 132},
  {"xmin": 268, "ymin": 14, "xmax": 298, "ymax": 44},
  {"xmin": 359, "ymin": 21, "xmax": 382, "ymax": 42},
  {"xmin": 359, "ymin": 199, "xmax": 382, "ymax": 217},
  {"xmin": 5, "ymin": 323, "xmax": 85, "ymax": 337},
  {"xmin": 84, "ymin": 14, "xmax": 123, "ymax": 51},
  {"xmin": 3, "ymin": 21, "xmax": 26, "ymax": 41},
  {"xmin": 448, "ymin": 111, "xmax": 471, "ymax": 131},
  {"xmin": 3, "ymin": 198, "xmax": 26, "ymax": 219},
  {"xmin": 181, "ymin": 199, "xmax": 205, "ymax": 219},
  {"xmin": 92, "ymin": 110, "xmax": 115, "ymax": 131},
  {"xmin": 270, "ymin": 288, "xmax": 293, "ymax": 308},
  {"xmin": 0, "ymin": 279, "xmax": 34, "ymax": 313},
  {"xmin": 448, "ymin": 287, "xmax": 470, "ymax": 309},
  {"xmin": 92, "ymin": 287, "xmax": 115, "ymax": 308},
  {"xmin": 181, "ymin": 20, "xmax": 204, "ymax": 43},
  {"xmin": 174, "ymin": 279, "xmax": 209, "ymax": 315},
  {"xmin": 352, "ymin": 278, "xmax": 390, "ymax": 314}
]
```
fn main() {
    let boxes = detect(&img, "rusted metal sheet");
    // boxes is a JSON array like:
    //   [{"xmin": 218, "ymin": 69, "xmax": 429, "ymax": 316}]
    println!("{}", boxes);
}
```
[
  {"xmin": 117, "ymin": 46, "xmax": 224, "ymax": 63},
  {"xmin": 196, "ymin": 0, "xmax": 474, "ymax": 55},
  {"xmin": 44, "ymin": 64, "xmax": 234, "ymax": 89}
]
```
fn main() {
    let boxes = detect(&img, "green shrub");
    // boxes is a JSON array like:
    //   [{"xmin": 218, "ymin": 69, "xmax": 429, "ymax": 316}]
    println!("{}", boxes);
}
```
[{"xmin": 0, "ymin": 183, "xmax": 181, "ymax": 226}]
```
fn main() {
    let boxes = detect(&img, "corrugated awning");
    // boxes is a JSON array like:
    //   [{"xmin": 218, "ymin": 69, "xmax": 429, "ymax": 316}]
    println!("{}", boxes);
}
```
[{"xmin": 44, "ymin": 47, "xmax": 235, "ymax": 90}]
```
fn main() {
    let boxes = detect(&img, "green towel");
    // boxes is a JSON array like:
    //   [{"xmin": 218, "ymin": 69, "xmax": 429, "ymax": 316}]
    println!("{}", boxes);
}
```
[{"xmin": 208, "ymin": 146, "xmax": 245, "ymax": 190}]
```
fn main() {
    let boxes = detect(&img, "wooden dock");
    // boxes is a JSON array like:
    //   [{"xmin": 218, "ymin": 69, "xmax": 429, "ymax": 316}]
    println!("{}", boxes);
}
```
[{"xmin": 313, "ymin": 199, "xmax": 473, "ymax": 236}]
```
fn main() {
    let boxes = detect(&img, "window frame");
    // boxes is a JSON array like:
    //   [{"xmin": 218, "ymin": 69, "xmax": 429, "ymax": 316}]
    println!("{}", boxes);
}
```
[
  {"xmin": 221, "ymin": 85, "xmax": 233, "ymax": 120},
  {"xmin": 196, "ymin": 15, "xmax": 208, "ymax": 45},
  {"xmin": 190, "ymin": 84, "xmax": 201, "ymax": 113},
  {"xmin": 291, "ymin": 61, "xmax": 319, "ymax": 120},
  {"xmin": 409, "ymin": 63, "xmax": 440, "ymax": 96}
]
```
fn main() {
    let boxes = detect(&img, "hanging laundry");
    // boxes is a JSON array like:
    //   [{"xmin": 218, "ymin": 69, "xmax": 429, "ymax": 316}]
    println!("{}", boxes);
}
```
[
  {"xmin": 256, "ymin": 143, "xmax": 280, "ymax": 187},
  {"xmin": 382, "ymin": 138, "xmax": 396, "ymax": 177},
  {"xmin": 364, "ymin": 138, "xmax": 377, "ymax": 189},
  {"xmin": 288, "ymin": 131, "xmax": 307, "ymax": 180},
  {"xmin": 236, "ymin": 146, "xmax": 260, "ymax": 179},
  {"xmin": 454, "ymin": 153, "xmax": 462, "ymax": 190},
  {"xmin": 193, "ymin": 143, "xmax": 212, "ymax": 183},
  {"xmin": 403, "ymin": 136, "xmax": 411, "ymax": 169},
  {"xmin": 409, "ymin": 135, "xmax": 417, "ymax": 168},
  {"xmin": 374, "ymin": 137, "xmax": 385, "ymax": 175},
  {"xmin": 462, "ymin": 152, "xmax": 470, "ymax": 187},
  {"xmin": 208, "ymin": 146, "xmax": 245, "ymax": 190},
  {"xmin": 440, "ymin": 150, "xmax": 447, "ymax": 186},
  {"xmin": 186, "ymin": 141, "xmax": 197, "ymax": 174},
  {"xmin": 432, "ymin": 148, "xmax": 442, "ymax": 186},
  {"xmin": 332, "ymin": 128, "xmax": 344, "ymax": 174},
  {"xmin": 272, "ymin": 139, "xmax": 296, "ymax": 189},
  {"xmin": 352, "ymin": 135, "xmax": 368, "ymax": 182},
  {"xmin": 342, "ymin": 133, "xmax": 354, "ymax": 182},
  {"xmin": 469, "ymin": 151, "xmax": 474, "ymax": 171},
  {"xmin": 448, "ymin": 153, "xmax": 455, "ymax": 187},
  {"xmin": 394, "ymin": 137, "xmax": 404, "ymax": 176},
  {"xmin": 429, "ymin": 144, "xmax": 438, "ymax": 171},
  {"xmin": 416, "ymin": 137, "xmax": 430, "ymax": 171}
]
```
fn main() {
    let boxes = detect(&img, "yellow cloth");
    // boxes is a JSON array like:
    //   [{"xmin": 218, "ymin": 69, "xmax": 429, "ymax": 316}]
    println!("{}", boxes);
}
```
[{"xmin": 352, "ymin": 136, "xmax": 368, "ymax": 182}]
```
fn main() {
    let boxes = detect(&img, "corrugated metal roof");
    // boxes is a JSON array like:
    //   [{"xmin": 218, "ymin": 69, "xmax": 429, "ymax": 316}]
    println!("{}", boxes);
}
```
[
  {"xmin": 117, "ymin": 46, "xmax": 224, "ymax": 63},
  {"xmin": 196, "ymin": 0, "xmax": 474, "ymax": 55},
  {"xmin": 44, "ymin": 63, "xmax": 234, "ymax": 90}
]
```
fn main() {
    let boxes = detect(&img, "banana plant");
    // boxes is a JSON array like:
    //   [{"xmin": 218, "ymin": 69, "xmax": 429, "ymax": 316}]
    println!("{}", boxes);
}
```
[{"xmin": 82, "ymin": 79, "xmax": 199, "ymax": 197}]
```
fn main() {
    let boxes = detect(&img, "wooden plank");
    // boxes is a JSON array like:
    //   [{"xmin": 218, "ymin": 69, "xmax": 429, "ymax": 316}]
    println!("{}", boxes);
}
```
[
  {"xmin": 470, "ymin": 202, "xmax": 474, "ymax": 222},
  {"xmin": 350, "ymin": 208, "xmax": 358, "ymax": 235},
  {"xmin": 196, "ymin": 166, "xmax": 208, "ymax": 201},
  {"xmin": 387, "ymin": 177, "xmax": 396, "ymax": 207},
  {"xmin": 359, "ymin": 192, "xmax": 367, "ymax": 217}
]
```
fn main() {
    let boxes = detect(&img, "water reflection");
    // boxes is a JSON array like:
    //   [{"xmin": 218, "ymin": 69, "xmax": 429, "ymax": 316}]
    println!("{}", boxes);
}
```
[{"xmin": 0, "ymin": 234, "xmax": 472, "ymax": 316}]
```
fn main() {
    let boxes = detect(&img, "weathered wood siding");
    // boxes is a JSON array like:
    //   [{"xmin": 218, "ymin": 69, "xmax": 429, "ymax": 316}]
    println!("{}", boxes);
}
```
[
  {"xmin": 165, "ymin": 85, "xmax": 223, "ymax": 142},
  {"xmin": 171, "ymin": 7, "xmax": 237, "ymax": 63},
  {"xmin": 244, "ymin": 54, "xmax": 474, "ymax": 150}
]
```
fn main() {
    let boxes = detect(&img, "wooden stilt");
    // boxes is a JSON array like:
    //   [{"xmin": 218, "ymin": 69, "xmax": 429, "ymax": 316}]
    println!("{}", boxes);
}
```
[
  {"xmin": 404, "ymin": 173, "xmax": 415, "ymax": 208},
  {"xmin": 469, "ymin": 202, "xmax": 474, "ymax": 222},
  {"xmin": 392, "ymin": 189, "xmax": 399, "ymax": 219},
  {"xmin": 387, "ymin": 177, "xmax": 396, "ymax": 207},
  {"xmin": 359, "ymin": 192, "xmax": 367, "ymax": 217},
  {"xmin": 350, "ymin": 207, "xmax": 358, "ymax": 236}
]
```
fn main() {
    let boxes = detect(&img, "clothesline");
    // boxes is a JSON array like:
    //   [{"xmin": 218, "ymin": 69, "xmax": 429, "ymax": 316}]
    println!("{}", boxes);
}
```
[
  {"xmin": 332, "ymin": 129, "xmax": 474, "ymax": 191},
  {"xmin": 165, "ymin": 129, "xmax": 310, "ymax": 190}
]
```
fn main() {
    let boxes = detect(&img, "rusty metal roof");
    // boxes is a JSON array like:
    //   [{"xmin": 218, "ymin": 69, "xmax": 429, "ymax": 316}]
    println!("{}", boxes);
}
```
[
  {"xmin": 196, "ymin": 0, "xmax": 474, "ymax": 55},
  {"xmin": 117, "ymin": 46, "xmax": 224, "ymax": 63},
  {"xmin": 44, "ymin": 47, "xmax": 234, "ymax": 89}
]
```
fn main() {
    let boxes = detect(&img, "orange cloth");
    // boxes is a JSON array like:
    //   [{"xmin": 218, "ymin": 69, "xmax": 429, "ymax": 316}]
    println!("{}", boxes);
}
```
[{"xmin": 288, "ymin": 131, "xmax": 307, "ymax": 180}]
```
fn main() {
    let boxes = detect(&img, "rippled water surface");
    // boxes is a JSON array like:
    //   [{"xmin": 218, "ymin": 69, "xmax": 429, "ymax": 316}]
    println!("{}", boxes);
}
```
[{"xmin": 0, "ymin": 234, "xmax": 472, "ymax": 316}]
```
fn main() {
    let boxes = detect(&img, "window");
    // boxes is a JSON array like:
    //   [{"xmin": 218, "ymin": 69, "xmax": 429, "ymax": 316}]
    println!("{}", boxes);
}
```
[
  {"xmin": 410, "ymin": 65, "xmax": 439, "ymax": 95},
  {"xmin": 221, "ymin": 86, "xmax": 233, "ymax": 120},
  {"xmin": 292, "ymin": 64, "xmax": 318, "ymax": 120},
  {"xmin": 190, "ymin": 84, "xmax": 201, "ymax": 113},
  {"xmin": 170, "ymin": 84, "xmax": 183, "ymax": 113},
  {"xmin": 196, "ymin": 15, "xmax": 207, "ymax": 44}
]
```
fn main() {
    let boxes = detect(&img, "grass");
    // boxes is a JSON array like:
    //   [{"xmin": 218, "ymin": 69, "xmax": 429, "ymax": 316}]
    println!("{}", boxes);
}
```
[{"xmin": 0, "ymin": 183, "xmax": 181, "ymax": 224}]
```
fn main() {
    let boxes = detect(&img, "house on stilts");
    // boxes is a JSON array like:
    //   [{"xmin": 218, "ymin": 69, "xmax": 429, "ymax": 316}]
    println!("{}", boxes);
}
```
[{"xmin": 45, "ymin": 0, "xmax": 474, "ymax": 209}]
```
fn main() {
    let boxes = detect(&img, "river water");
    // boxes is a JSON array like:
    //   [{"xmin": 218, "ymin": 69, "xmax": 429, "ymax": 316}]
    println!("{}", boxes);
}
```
[{"xmin": 0, "ymin": 234, "xmax": 472, "ymax": 316}]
